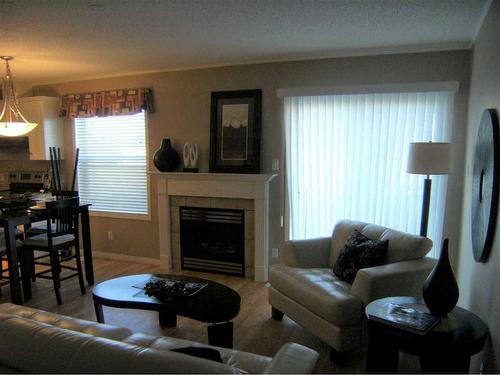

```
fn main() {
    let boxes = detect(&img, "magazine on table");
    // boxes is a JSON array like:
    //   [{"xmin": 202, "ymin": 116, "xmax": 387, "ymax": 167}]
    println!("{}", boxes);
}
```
[{"xmin": 368, "ymin": 302, "xmax": 440, "ymax": 335}]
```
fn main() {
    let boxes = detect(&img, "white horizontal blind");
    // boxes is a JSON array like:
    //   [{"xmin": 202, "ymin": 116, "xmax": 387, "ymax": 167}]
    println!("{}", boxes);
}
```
[
  {"xmin": 285, "ymin": 92, "xmax": 453, "ymax": 258},
  {"xmin": 75, "ymin": 113, "xmax": 148, "ymax": 215}
]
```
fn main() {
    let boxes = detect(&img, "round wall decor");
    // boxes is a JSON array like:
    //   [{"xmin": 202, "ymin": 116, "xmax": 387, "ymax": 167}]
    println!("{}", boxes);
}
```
[{"xmin": 471, "ymin": 108, "xmax": 499, "ymax": 262}]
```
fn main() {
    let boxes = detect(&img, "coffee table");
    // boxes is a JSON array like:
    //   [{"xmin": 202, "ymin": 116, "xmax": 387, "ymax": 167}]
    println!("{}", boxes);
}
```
[{"xmin": 92, "ymin": 274, "xmax": 241, "ymax": 348}]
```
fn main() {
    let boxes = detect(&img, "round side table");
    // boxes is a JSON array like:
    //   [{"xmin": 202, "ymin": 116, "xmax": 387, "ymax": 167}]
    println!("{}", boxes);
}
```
[{"xmin": 365, "ymin": 296, "xmax": 488, "ymax": 373}]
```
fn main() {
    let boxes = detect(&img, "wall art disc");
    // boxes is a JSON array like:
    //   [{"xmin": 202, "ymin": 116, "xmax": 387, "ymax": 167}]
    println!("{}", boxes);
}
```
[{"xmin": 471, "ymin": 108, "xmax": 499, "ymax": 262}]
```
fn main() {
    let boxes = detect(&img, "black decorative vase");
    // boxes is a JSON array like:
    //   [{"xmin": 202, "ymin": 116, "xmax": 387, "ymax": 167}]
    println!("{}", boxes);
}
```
[
  {"xmin": 422, "ymin": 238, "xmax": 459, "ymax": 317},
  {"xmin": 153, "ymin": 139, "xmax": 180, "ymax": 172}
]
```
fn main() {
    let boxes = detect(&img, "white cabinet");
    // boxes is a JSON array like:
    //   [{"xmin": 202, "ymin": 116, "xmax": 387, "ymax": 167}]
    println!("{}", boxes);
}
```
[{"xmin": 18, "ymin": 96, "xmax": 64, "ymax": 160}]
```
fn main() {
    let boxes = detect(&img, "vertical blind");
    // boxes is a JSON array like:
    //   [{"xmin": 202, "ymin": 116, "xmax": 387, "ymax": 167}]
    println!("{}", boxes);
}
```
[
  {"xmin": 75, "ymin": 112, "xmax": 148, "ymax": 215},
  {"xmin": 285, "ymin": 92, "xmax": 454, "ymax": 257}
]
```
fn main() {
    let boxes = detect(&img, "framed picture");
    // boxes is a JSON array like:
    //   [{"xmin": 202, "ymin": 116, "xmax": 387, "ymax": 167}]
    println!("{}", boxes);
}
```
[{"xmin": 210, "ymin": 89, "xmax": 262, "ymax": 173}]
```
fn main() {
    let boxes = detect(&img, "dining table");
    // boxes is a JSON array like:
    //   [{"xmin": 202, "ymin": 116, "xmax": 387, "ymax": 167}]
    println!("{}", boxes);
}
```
[{"xmin": 0, "ymin": 203, "xmax": 94, "ymax": 304}]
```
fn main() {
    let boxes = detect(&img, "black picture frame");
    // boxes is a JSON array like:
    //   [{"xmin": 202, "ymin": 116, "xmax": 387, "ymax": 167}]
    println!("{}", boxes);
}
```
[{"xmin": 210, "ymin": 89, "xmax": 262, "ymax": 173}]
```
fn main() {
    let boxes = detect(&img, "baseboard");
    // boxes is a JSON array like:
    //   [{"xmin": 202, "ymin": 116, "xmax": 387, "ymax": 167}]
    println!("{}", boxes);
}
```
[{"xmin": 92, "ymin": 251, "xmax": 161, "ymax": 266}]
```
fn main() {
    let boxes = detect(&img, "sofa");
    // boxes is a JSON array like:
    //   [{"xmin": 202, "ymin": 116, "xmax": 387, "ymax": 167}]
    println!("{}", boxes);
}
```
[
  {"xmin": 0, "ymin": 303, "xmax": 319, "ymax": 373},
  {"xmin": 268, "ymin": 220, "xmax": 435, "ymax": 360}
]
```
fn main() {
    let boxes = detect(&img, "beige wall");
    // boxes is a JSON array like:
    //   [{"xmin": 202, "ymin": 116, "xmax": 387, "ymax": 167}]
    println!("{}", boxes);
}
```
[
  {"xmin": 33, "ymin": 50, "xmax": 471, "ymax": 268},
  {"xmin": 457, "ymin": 1, "xmax": 500, "ymax": 372}
]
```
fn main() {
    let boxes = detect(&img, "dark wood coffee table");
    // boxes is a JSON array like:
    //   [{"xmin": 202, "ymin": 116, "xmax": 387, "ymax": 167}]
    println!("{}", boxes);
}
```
[{"xmin": 92, "ymin": 274, "xmax": 241, "ymax": 348}]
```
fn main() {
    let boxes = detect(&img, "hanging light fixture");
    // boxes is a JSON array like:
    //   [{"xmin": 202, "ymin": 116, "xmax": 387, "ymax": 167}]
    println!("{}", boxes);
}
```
[{"xmin": 0, "ymin": 56, "xmax": 37, "ymax": 136}]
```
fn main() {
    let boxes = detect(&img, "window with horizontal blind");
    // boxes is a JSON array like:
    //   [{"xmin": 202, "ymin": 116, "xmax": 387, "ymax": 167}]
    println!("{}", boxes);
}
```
[{"xmin": 74, "ymin": 112, "xmax": 148, "ymax": 216}]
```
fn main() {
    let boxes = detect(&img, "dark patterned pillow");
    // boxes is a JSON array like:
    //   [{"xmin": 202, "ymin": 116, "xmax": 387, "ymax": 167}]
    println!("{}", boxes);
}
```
[
  {"xmin": 171, "ymin": 347, "xmax": 223, "ymax": 363},
  {"xmin": 333, "ymin": 230, "xmax": 388, "ymax": 283}
]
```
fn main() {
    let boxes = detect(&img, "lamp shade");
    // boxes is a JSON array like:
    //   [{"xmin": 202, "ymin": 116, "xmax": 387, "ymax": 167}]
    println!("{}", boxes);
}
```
[
  {"xmin": 0, "ymin": 56, "xmax": 38, "ymax": 137},
  {"xmin": 407, "ymin": 142, "xmax": 452, "ymax": 175}
]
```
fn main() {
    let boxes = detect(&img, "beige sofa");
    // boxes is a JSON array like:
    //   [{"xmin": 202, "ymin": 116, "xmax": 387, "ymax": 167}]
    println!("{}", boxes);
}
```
[
  {"xmin": 268, "ymin": 220, "xmax": 435, "ymax": 360},
  {"xmin": 0, "ymin": 303, "xmax": 318, "ymax": 373}
]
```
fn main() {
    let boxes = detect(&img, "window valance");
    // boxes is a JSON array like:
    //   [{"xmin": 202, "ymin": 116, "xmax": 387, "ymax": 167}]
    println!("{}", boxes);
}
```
[{"xmin": 60, "ymin": 88, "xmax": 154, "ymax": 118}]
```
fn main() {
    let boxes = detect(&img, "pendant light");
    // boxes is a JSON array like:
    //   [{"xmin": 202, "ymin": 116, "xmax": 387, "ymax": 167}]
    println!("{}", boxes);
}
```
[{"xmin": 0, "ymin": 56, "xmax": 38, "ymax": 136}]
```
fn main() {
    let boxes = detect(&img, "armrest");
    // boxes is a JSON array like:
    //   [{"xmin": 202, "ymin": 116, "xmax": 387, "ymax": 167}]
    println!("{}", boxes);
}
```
[
  {"xmin": 282, "ymin": 237, "xmax": 331, "ymax": 268},
  {"xmin": 263, "ymin": 343, "xmax": 319, "ymax": 374},
  {"xmin": 350, "ymin": 258, "xmax": 436, "ymax": 305}
]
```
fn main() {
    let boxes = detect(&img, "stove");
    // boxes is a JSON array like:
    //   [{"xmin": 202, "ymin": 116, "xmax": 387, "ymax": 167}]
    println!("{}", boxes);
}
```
[
  {"xmin": 8, "ymin": 171, "xmax": 48, "ymax": 193},
  {"xmin": 0, "ymin": 171, "xmax": 49, "ymax": 213}
]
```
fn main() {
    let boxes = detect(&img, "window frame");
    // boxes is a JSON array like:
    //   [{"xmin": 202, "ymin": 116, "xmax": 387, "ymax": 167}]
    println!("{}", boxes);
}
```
[{"xmin": 72, "ymin": 113, "xmax": 151, "ymax": 221}]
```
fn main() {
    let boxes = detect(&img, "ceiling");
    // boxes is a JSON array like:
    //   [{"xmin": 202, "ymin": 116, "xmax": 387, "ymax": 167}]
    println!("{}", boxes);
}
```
[{"xmin": 0, "ymin": 0, "xmax": 490, "ymax": 85}]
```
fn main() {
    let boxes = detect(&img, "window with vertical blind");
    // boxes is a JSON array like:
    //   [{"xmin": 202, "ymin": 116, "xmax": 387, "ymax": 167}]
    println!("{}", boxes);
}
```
[
  {"xmin": 284, "ymin": 91, "xmax": 454, "ymax": 258},
  {"xmin": 74, "ymin": 112, "xmax": 148, "ymax": 216}
]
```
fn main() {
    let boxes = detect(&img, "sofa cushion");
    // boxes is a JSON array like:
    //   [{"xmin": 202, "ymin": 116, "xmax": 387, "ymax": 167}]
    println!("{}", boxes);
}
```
[
  {"xmin": 329, "ymin": 220, "xmax": 432, "ymax": 266},
  {"xmin": 333, "ymin": 230, "xmax": 388, "ymax": 283},
  {"xmin": 0, "ymin": 303, "xmax": 132, "ymax": 341},
  {"xmin": 269, "ymin": 264, "xmax": 363, "ymax": 326}
]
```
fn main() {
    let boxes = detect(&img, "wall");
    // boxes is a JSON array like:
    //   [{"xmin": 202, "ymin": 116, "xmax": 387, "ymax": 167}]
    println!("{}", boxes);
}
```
[
  {"xmin": 457, "ymin": 1, "xmax": 500, "ymax": 372},
  {"xmin": 33, "ymin": 50, "xmax": 471, "ymax": 268}
]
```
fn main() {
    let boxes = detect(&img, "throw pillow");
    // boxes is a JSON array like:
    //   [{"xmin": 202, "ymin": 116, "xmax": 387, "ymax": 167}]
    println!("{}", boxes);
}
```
[
  {"xmin": 333, "ymin": 229, "xmax": 388, "ymax": 283},
  {"xmin": 171, "ymin": 346, "xmax": 223, "ymax": 363}
]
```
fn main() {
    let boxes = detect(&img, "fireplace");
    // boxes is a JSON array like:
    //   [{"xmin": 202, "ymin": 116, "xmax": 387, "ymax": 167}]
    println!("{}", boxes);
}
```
[
  {"xmin": 180, "ymin": 206, "xmax": 245, "ymax": 277},
  {"xmin": 154, "ymin": 172, "xmax": 277, "ymax": 281}
]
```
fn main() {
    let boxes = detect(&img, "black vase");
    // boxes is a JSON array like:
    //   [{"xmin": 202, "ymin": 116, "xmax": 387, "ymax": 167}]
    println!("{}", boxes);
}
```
[
  {"xmin": 153, "ymin": 139, "xmax": 180, "ymax": 172},
  {"xmin": 422, "ymin": 238, "xmax": 459, "ymax": 317}
]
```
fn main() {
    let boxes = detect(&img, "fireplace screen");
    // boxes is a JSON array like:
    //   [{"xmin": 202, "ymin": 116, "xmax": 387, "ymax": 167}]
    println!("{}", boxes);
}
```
[{"xmin": 179, "ymin": 206, "xmax": 245, "ymax": 277}]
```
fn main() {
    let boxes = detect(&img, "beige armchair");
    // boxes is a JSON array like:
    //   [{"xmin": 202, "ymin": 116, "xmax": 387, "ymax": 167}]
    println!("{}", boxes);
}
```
[{"xmin": 268, "ymin": 220, "xmax": 435, "ymax": 361}]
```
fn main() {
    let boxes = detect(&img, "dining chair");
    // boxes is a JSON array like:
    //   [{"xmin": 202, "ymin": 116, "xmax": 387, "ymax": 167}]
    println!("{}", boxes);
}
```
[
  {"xmin": 26, "ymin": 190, "xmax": 80, "ymax": 280},
  {"xmin": 26, "ymin": 190, "xmax": 79, "ymax": 235},
  {"xmin": 0, "ymin": 252, "xmax": 7, "ymax": 295},
  {"xmin": 21, "ymin": 197, "xmax": 85, "ymax": 305},
  {"xmin": 0, "ymin": 228, "xmax": 26, "ymax": 297}
]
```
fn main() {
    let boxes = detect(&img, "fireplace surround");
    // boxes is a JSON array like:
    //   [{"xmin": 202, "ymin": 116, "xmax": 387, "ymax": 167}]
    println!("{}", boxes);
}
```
[{"xmin": 154, "ymin": 172, "xmax": 277, "ymax": 282}]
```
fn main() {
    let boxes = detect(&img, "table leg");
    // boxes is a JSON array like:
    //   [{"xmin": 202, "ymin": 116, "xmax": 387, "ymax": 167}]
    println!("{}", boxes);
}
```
[
  {"xmin": 3, "ymin": 222, "xmax": 23, "ymax": 305},
  {"xmin": 94, "ymin": 302, "xmax": 104, "ymax": 323},
  {"xmin": 80, "ymin": 207, "xmax": 94, "ymax": 285},
  {"xmin": 366, "ymin": 322, "xmax": 399, "ymax": 372},
  {"xmin": 207, "ymin": 321, "xmax": 234, "ymax": 349},
  {"xmin": 419, "ymin": 351, "xmax": 471, "ymax": 373},
  {"xmin": 159, "ymin": 311, "xmax": 177, "ymax": 327},
  {"xmin": 19, "ymin": 248, "xmax": 33, "ymax": 302}
]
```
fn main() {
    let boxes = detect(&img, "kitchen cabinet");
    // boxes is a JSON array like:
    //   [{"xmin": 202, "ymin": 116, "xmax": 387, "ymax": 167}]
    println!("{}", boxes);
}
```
[{"xmin": 17, "ymin": 96, "xmax": 64, "ymax": 160}]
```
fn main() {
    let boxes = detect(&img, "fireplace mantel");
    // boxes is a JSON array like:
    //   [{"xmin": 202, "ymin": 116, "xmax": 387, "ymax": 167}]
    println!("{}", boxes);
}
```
[{"xmin": 152, "ymin": 172, "xmax": 277, "ymax": 282}]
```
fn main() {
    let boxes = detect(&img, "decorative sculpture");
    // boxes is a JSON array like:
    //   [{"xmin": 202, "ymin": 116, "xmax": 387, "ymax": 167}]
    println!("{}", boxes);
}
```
[
  {"xmin": 183, "ymin": 143, "xmax": 200, "ymax": 172},
  {"xmin": 422, "ymin": 238, "xmax": 459, "ymax": 317},
  {"xmin": 153, "ymin": 138, "xmax": 180, "ymax": 172}
]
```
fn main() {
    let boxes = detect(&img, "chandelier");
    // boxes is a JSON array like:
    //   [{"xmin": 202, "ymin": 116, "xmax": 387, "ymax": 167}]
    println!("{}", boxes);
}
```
[{"xmin": 0, "ymin": 56, "xmax": 37, "ymax": 136}]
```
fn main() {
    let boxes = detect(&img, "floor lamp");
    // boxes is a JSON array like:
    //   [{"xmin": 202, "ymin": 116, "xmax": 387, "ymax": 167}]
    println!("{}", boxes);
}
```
[{"xmin": 407, "ymin": 142, "xmax": 452, "ymax": 237}]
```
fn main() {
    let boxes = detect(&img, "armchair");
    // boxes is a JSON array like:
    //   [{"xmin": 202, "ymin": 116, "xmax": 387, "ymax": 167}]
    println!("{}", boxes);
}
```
[{"xmin": 268, "ymin": 220, "xmax": 435, "ymax": 360}]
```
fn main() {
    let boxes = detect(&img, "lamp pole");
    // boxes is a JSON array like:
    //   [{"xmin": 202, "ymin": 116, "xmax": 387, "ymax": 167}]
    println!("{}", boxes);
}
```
[{"xmin": 420, "ymin": 175, "xmax": 432, "ymax": 237}]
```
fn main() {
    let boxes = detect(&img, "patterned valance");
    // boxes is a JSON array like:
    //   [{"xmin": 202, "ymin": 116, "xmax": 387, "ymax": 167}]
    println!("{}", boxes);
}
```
[{"xmin": 60, "ymin": 88, "xmax": 154, "ymax": 118}]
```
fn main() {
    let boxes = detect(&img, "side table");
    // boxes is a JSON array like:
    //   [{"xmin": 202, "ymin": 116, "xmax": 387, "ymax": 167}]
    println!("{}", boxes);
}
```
[{"xmin": 365, "ymin": 296, "xmax": 488, "ymax": 373}]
